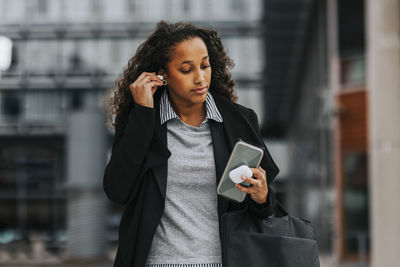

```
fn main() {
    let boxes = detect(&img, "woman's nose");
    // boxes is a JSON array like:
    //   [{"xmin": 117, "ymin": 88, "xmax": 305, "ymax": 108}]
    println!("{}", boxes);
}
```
[{"xmin": 194, "ymin": 70, "xmax": 206, "ymax": 84}]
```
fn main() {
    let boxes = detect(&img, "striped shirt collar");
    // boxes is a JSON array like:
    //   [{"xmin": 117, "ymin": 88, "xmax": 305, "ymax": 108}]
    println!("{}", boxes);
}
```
[{"xmin": 159, "ymin": 88, "xmax": 223, "ymax": 125}]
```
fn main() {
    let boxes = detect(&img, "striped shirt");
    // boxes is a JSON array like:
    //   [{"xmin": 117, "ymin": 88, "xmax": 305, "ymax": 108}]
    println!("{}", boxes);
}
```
[
  {"xmin": 146, "ymin": 264, "xmax": 222, "ymax": 267},
  {"xmin": 159, "ymin": 89, "xmax": 223, "ymax": 125}
]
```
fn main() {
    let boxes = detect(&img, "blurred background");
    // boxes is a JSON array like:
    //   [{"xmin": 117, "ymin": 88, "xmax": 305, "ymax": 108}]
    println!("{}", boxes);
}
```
[{"xmin": 0, "ymin": 0, "xmax": 399, "ymax": 266}]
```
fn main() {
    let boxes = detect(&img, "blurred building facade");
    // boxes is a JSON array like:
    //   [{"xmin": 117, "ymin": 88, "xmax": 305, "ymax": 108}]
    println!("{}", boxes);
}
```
[
  {"xmin": 0, "ymin": 0, "xmax": 268, "ymax": 264},
  {"xmin": 263, "ymin": 0, "xmax": 400, "ymax": 266}
]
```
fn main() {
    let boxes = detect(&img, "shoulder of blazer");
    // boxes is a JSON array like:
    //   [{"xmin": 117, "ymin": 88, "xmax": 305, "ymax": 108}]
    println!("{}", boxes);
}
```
[
  {"xmin": 211, "ymin": 91, "xmax": 251, "ymax": 113},
  {"xmin": 211, "ymin": 92, "xmax": 258, "ymax": 129},
  {"xmin": 231, "ymin": 101, "xmax": 255, "ymax": 119}
]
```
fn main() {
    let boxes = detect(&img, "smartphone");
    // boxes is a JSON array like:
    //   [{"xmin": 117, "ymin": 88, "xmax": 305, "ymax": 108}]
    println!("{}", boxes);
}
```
[{"xmin": 216, "ymin": 140, "xmax": 264, "ymax": 203}]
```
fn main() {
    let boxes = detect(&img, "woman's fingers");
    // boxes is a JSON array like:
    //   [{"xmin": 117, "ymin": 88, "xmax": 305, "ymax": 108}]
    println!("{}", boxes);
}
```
[
  {"xmin": 235, "ymin": 183, "xmax": 258, "ymax": 194},
  {"xmin": 143, "ymin": 73, "xmax": 163, "ymax": 83},
  {"xmin": 249, "ymin": 167, "xmax": 267, "ymax": 184},
  {"xmin": 129, "ymin": 72, "xmax": 163, "ymax": 107},
  {"xmin": 235, "ymin": 173, "xmax": 260, "ymax": 194},
  {"xmin": 136, "ymin": 72, "xmax": 157, "ymax": 83},
  {"xmin": 134, "ymin": 73, "xmax": 162, "ymax": 89},
  {"xmin": 134, "ymin": 72, "xmax": 149, "ymax": 84},
  {"xmin": 141, "ymin": 75, "xmax": 164, "ymax": 91},
  {"xmin": 240, "ymin": 175, "xmax": 261, "ymax": 187}
]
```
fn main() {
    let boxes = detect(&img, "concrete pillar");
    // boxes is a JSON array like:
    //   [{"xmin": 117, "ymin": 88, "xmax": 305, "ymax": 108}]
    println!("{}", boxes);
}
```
[
  {"xmin": 65, "ymin": 107, "xmax": 108, "ymax": 260},
  {"xmin": 366, "ymin": 0, "xmax": 400, "ymax": 266},
  {"xmin": 327, "ymin": 0, "xmax": 342, "ymax": 260}
]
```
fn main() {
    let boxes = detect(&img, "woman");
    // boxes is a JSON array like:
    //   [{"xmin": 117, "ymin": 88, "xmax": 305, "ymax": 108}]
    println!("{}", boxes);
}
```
[{"xmin": 103, "ymin": 20, "xmax": 280, "ymax": 267}]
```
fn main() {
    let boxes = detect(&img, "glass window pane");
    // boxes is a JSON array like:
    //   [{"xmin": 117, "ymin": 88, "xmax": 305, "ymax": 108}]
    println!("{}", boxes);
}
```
[{"xmin": 343, "ymin": 151, "xmax": 370, "ymax": 254}]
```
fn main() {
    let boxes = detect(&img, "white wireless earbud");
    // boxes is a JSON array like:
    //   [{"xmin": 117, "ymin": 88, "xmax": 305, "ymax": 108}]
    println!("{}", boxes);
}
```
[
  {"xmin": 157, "ymin": 75, "xmax": 167, "ymax": 85},
  {"xmin": 229, "ymin": 165, "xmax": 253, "ymax": 184}
]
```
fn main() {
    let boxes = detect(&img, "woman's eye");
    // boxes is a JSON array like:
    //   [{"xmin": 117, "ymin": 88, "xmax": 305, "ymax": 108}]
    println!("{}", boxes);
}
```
[{"xmin": 180, "ymin": 65, "xmax": 210, "ymax": 74}]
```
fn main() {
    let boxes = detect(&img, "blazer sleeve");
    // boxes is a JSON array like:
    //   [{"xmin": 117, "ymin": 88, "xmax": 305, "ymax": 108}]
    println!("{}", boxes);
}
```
[
  {"xmin": 245, "ymin": 108, "xmax": 277, "ymax": 218},
  {"xmin": 103, "ymin": 104, "xmax": 155, "ymax": 205}
]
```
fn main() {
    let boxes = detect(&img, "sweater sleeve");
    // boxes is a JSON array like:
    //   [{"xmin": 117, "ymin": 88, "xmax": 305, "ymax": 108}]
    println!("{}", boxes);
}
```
[
  {"xmin": 103, "ymin": 103, "xmax": 155, "ymax": 205},
  {"xmin": 247, "ymin": 186, "xmax": 277, "ymax": 218}
]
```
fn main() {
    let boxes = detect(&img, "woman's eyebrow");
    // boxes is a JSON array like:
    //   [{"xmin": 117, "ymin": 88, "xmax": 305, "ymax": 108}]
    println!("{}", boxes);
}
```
[{"xmin": 179, "ymin": 55, "xmax": 209, "ymax": 66}]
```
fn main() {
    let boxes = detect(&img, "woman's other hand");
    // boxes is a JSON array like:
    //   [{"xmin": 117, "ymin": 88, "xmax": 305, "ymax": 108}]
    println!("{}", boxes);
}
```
[
  {"xmin": 129, "ymin": 72, "xmax": 164, "ymax": 108},
  {"xmin": 235, "ymin": 166, "xmax": 269, "ymax": 204}
]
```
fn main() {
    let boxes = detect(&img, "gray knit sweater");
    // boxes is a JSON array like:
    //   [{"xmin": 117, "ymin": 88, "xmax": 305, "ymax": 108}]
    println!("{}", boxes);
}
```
[{"xmin": 145, "ymin": 118, "xmax": 222, "ymax": 266}]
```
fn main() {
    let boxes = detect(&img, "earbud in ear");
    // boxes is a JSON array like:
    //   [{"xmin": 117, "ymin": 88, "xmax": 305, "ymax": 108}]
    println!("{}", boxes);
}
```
[{"xmin": 157, "ymin": 75, "xmax": 167, "ymax": 85}]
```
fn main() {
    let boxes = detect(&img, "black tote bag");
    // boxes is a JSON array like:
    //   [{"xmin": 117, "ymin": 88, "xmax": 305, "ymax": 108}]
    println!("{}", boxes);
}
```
[{"xmin": 221, "ymin": 201, "xmax": 320, "ymax": 267}]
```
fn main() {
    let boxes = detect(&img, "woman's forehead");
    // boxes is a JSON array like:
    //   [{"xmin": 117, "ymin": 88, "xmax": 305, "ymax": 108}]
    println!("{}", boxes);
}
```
[{"xmin": 170, "ymin": 37, "xmax": 209, "ymax": 65}]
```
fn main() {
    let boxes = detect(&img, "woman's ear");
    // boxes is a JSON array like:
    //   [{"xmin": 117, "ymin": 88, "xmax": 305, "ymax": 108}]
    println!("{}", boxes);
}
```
[{"xmin": 158, "ymin": 69, "xmax": 167, "ymax": 78}]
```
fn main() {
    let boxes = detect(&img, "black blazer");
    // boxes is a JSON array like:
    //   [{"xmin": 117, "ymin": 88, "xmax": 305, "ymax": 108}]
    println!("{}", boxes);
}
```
[{"xmin": 103, "ymin": 88, "xmax": 280, "ymax": 267}]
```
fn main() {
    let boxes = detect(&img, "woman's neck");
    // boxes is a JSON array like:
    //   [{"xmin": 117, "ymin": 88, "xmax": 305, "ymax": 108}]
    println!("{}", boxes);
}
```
[{"xmin": 169, "ymin": 97, "xmax": 206, "ymax": 127}]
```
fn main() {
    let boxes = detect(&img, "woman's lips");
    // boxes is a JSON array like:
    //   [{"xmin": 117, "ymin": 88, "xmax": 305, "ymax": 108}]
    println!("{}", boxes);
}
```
[{"xmin": 191, "ymin": 87, "xmax": 207, "ymax": 94}]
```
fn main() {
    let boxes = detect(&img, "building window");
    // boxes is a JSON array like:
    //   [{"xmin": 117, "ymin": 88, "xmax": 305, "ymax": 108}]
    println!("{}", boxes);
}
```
[
  {"xmin": 127, "ymin": 0, "xmax": 136, "ymax": 13},
  {"xmin": 231, "ymin": 0, "xmax": 244, "ymax": 13},
  {"xmin": 1, "ymin": 91, "xmax": 20, "ymax": 117},
  {"xmin": 37, "ymin": 0, "xmax": 48, "ymax": 14},
  {"xmin": 92, "ymin": 0, "xmax": 103, "ymax": 17},
  {"xmin": 0, "ymin": 140, "xmax": 66, "ymax": 256},
  {"xmin": 340, "ymin": 55, "xmax": 365, "ymax": 86},
  {"xmin": 183, "ymin": 0, "xmax": 191, "ymax": 13},
  {"xmin": 343, "ymin": 151, "xmax": 370, "ymax": 256},
  {"xmin": 71, "ymin": 90, "xmax": 84, "ymax": 111}
]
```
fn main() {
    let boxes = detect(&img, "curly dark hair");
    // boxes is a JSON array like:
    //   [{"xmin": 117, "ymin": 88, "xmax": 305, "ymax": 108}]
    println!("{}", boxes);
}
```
[{"xmin": 104, "ymin": 20, "xmax": 237, "ymax": 130}]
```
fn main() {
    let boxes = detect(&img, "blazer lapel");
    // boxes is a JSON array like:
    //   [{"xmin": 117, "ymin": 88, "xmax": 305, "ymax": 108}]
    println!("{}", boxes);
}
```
[{"xmin": 209, "ymin": 120, "xmax": 231, "ymax": 217}]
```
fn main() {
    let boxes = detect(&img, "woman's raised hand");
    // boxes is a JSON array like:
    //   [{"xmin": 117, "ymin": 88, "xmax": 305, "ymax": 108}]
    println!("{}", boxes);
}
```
[{"xmin": 129, "ymin": 72, "xmax": 164, "ymax": 108}]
